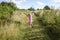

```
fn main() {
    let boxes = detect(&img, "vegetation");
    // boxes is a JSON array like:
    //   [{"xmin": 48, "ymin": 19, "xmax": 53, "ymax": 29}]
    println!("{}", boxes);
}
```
[
  {"xmin": 28, "ymin": 7, "xmax": 35, "ymax": 11},
  {"xmin": 0, "ymin": 2, "xmax": 17, "ymax": 19},
  {"xmin": 0, "ymin": 2, "xmax": 60, "ymax": 40},
  {"xmin": 43, "ymin": 5, "xmax": 51, "ymax": 10}
]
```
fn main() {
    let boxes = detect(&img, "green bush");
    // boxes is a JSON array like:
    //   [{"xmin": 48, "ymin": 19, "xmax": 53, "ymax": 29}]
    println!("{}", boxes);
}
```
[{"xmin": 0, "ymin": 2, "xmax": 17, "ymax": 19}]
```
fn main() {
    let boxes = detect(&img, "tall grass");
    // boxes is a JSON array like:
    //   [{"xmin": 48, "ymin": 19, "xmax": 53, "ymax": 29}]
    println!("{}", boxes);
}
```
[{"xmin": 0, "ymin": 10, "xmax": 60, "ymax": 40}]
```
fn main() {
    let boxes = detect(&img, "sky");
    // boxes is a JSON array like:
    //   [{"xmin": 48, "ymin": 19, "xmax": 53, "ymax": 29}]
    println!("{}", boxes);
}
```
[{"xmin": 0, "ymin": 0, "xmax": 60, "ymax": 9}]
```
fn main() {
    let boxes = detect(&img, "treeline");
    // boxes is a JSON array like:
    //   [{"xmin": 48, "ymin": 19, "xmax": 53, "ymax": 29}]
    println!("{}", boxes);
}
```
[{"xmin": 28, "ymin": 5, "xmax": 52, "ymax": 11}]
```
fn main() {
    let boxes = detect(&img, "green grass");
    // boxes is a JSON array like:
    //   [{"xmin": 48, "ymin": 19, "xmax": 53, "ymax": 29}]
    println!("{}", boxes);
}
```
[{"xmin": 0, "ymin": 6, "xmax": 60, "ymax": 40}]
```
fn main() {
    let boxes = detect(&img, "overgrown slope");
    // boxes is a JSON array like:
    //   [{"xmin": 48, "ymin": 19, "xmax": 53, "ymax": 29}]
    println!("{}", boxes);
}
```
[{"xmin": 0, "ymin": 2, "xmax": 60, "ymax": 40}]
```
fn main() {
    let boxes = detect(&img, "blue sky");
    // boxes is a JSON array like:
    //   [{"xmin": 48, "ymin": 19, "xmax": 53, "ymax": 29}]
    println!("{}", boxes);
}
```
[{"xmin": 0, "ymin": 0, "xmax": 60, "ymax": 9}]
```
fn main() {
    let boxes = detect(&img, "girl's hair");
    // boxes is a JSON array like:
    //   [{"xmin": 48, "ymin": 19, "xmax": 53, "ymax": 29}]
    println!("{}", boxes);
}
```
[{"xmin": 28, "ymin": 14, "xmax": 30, "ymax": 16}]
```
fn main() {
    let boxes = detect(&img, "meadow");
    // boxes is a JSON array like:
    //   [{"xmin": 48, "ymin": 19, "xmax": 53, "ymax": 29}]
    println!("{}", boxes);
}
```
[
  {"xmin": 0, "ymin": 9, "xmax": 60, "ymax": 40},
  {"xmin": 0, "ymin": 2, "xmax": 60, "ymax": 40}
]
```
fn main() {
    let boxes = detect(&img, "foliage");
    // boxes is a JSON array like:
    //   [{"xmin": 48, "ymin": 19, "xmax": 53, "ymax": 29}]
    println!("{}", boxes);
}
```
[
  {"xmin": 37, "ymin": 10, "xmax": 60, "ymax": 40},
  {"xmin": 43, "ymin": 5, "xmax": 51, "ymax": 10},
  {"xmin": 28, "ymin": 7, "xmax": 35, "ymax": 11},
  {"xmin": 0, "ymin": 2, "xmax": 17, "ymax": 19},
  {"xmin": 0, "ymin": 2, "xmax": 60, "ymax": 40}
]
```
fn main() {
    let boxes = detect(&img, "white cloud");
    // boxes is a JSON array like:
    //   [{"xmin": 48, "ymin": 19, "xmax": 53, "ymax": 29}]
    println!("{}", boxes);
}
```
[
  {"xmin": 6, "ymin": 0, "xmax": 26, "ymax": 4},
  {"xmin": 7, "ymin": 0, "xmax": 27, "ymax": 9},
  {"xmin": 16, "ymin": 4, "xmax": 31, "ymax": 9},
  {"xmin": 23, "ymin": 0, "xmax": 26, "ymax": 2},
  {"xmin": 35, "ymin": 1, "xmax": 46, "ymax": 9},
  {"xmin": 36, "ymin": 1, "xmax": 45, "ymax": 5},
  {"xmin": 12, "ymin": 0, "xmax": 26, "ymax": 4},
  {"xmin": 53, "ymin": 0, "xmax": 60, "ymax": 2}
]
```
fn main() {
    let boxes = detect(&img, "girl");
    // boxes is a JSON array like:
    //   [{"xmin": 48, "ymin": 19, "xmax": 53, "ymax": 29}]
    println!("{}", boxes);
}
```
[
  {"xmin": 28, "ymin": 14, "xmax": 32, "ymax": 25},
  {"xmin": 24, "ymin": 12, "xmax": 34, "ymax": 28}
]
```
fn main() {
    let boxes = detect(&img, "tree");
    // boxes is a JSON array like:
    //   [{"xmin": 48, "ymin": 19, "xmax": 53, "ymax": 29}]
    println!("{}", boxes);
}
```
[
  {"xmin": 28, "ymin": 7, "xmax": 35, "ymax": 11},
  {"xmin": 37, "ymin": 8, "xmax": 40, "ymax": 10},
  {"xmin": 0, "ymin": 2, "xmax": 17, "ymax": 19},
  {"xmin": 43, "ymin": 5, "xmax": 50, "ymax": 10}
]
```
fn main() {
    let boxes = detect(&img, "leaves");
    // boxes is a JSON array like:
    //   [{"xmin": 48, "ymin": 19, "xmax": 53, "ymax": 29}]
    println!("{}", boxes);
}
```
[{"xmin": 0, "ymin": 2, "xmax": 17, "ymax": 19}]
